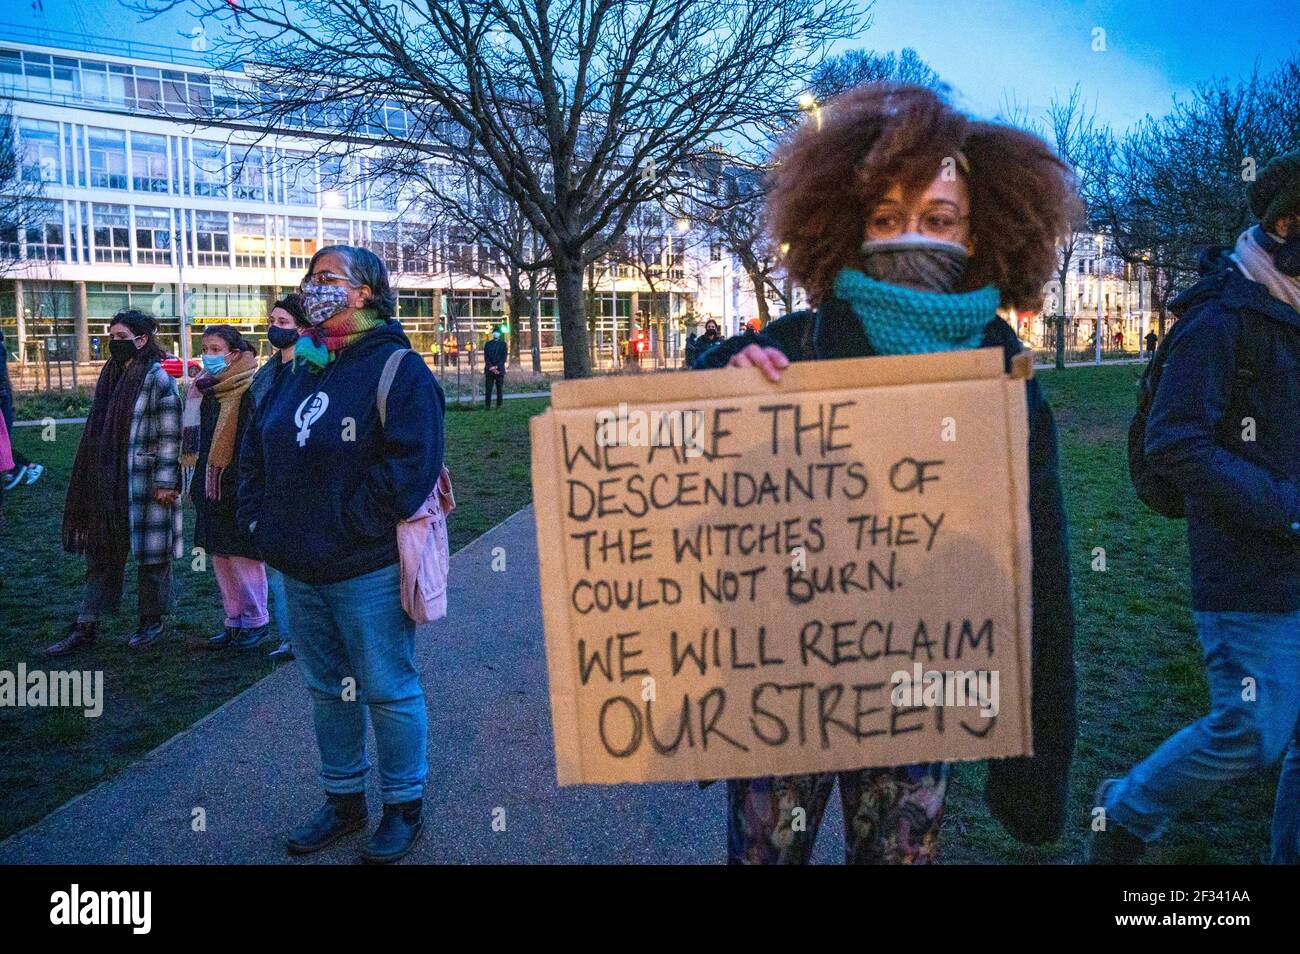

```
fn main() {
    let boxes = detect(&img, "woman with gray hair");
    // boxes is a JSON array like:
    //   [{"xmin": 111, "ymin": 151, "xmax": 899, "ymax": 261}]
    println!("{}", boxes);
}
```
[{"xmin": 237, "ymin": 245, "xmax": 445, "ymax": 863}]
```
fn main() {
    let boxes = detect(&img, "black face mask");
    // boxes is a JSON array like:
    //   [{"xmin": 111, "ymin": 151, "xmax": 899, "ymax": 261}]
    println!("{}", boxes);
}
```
[
  {"xmin": 267, "ymin": 325, "xmax": 300, "ymax": 350},
  {"xmin": 1258, "ymin": 225, "xmax": 1300, "ymax": 277},
  {"xmin": 108, "ymin": 338, "xmax": 138, "ymax": 363}
]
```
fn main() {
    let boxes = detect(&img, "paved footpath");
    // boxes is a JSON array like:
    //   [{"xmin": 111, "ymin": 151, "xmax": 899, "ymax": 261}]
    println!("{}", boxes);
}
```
[{"xmin": 0, "ymin": 506, "xmax": 842, "ymax": 865}]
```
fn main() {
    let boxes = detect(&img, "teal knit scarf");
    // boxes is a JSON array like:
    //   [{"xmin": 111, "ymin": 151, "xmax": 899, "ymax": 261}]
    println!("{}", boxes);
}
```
[{"xmin": 833, "ymin": 268, "xmax": 1000, "ymax": 356}]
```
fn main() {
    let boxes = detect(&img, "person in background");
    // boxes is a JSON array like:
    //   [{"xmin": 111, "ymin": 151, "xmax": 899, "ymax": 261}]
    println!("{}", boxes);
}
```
[
  {"xmin": 694, "ymin": 318, "xmax": 723, "ymax": 363},
  {"xmin": 46, "ymin": 310, "xmax": 182, "ymax": 655},
  {"xmin": 1113, "ymin": 329, "xmax": 1124, "ymax": 351},
  {"xmin": 483, "ymin": 326, "xmax": 507, "ymax": 409},
  {"xmin": 1144, "ymin": 328, "xmax": 1158, "ymax": 358},
  {"xmin": 1090, "ymin": 149, "xmax": 1300, "ymax": 865},
  {"xmin": 252, "ymin": 294, "xmax": 309, "ymax": 663},
  {"xmin": 239, "ymin": 246, "xmax": 444, "ymax": 864},
  {"xmin": 696, "ymin": 83, "xmax": 1079, "ymax": 864},
  {"xmin": 183, "ymin": 324, "xmax": 267, "ymax": 652},
  {"xmin": 0, "ymin": 328, "xmax": 44, "ymax": 491}
]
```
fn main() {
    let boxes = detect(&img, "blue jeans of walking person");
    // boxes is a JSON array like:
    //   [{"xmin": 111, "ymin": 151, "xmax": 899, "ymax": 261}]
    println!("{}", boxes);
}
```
[
  {"xmin": 282, "ymin": 563, "xmax": 428, "ymax": 804},
  {"xmin": 267, "ymin": 566, "xmax": 290, "ymax": 639},
  {"xmin": 1103, "ymin": 610, "xmax": 1300, "ymax": 860}
]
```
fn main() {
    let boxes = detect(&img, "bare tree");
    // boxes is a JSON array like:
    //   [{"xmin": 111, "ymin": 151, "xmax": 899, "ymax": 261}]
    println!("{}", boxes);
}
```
[
  {"xmin": 0, "ymin": 101, "xmax": 47, "ymax": 279},
  {"xmin": 138, "ymin": 0, "xmax": 862, "ymax": 377}
]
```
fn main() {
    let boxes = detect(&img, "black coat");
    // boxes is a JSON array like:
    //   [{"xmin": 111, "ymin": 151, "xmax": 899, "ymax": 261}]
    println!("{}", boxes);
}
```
[
  {"xmin": 696, "ymin": 295, "xmax": 1078, "ymax": 846},
  {"xmin": 191, "ymin": 389, "xmax": 258, "ymax": 559},
  {"xmin": 484, "ymin": 338, "xmax": 508, "ymax": 373}
]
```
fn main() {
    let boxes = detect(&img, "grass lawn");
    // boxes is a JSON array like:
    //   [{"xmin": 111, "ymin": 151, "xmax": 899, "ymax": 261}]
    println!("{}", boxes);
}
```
[
  {"xmin": 0, "ymin": 397, "xmax": 545, "ymax": 841},
  {"xmin": 941, "ymin": 363, "xmax": 1279, "ymax": 864}
]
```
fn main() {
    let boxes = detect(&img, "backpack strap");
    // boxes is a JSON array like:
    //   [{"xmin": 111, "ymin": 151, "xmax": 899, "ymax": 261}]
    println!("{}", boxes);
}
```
[{"xmin": 376, "ymin": 348, "xmax": 411, "ymax": 428}]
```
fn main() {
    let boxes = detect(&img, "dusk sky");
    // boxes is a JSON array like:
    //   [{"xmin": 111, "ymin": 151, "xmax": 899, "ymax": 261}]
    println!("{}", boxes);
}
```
[{"xmin": 8, "ymin": 0, "xmax": 1300, "ymax": 132}]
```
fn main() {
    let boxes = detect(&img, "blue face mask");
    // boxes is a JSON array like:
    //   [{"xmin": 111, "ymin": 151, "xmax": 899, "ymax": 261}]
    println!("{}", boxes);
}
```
[{"xmin": 201, "ymin": 354, "xmax": 228, "ymax": 376}]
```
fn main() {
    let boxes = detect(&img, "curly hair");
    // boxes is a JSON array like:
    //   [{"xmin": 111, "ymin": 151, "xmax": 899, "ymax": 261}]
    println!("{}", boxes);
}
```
[{"xmin": 768, "ymin": 83, "xmax": 1083, "ymax": 310}]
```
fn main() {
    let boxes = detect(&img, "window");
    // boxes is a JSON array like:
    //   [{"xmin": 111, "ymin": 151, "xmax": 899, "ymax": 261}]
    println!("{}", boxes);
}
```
[
  {"xmin": 163, "ymin": 70, "xmax": 188, "ymax": 112},
  {"xmin": 22, "ymin": 52, "xmax": 51, "ymax": 95},
  {"xmin": 322, "ymin": 219, "xmax": 350, "ymax": 246},
  {"xmin": 318, "ymin": 154, "xmax": 348, "ymax": 208},
  {"xmin": 233, "ymin": 212, "xmax": 267, "ymax": 267},
  {"xmin": 231, "ymin": 145, "xmax": 265, "ymax": 201},
  {"xmin": 18, "ymin": 119, "xmax": 61, "ymax": 184},
  {"xmin": 134, "ymin": 67, "xmax": 163, "ymax": 112},
  {"xmin": 25, "ymin": 201, "xmax": 66, "ymax": 261},
  {"xmin": 193, "ymin": 210, "xmax": 230, "ymax": 267},
  {"xmin": 285, "ymin": 216, "xmax": 318, "ymax": 269},
  {"xmin": 108, "ymin": 64, "xmax": 133, "ymax": 106},
  {"xmin": 130, "ymin": 132, "xmax": 170, "ymax": 193},
  {"xmin": 192, "ymin": 140, "xmax": 228, "ymax": 197},
  {"xmin": 92, "ymin": 204, "xmax": 131, "ymax": 263},
  {"xmin": 371, "ymin": 222, "xmax": 399, "ymax": 271},
  {"xmin": 135, "ymin": 207, "xmax": 173, "ymax": 265},
  {"xmin": 80, "ymin": 60, "xmax": 108, "ymax": 102},
  {"xmin": 279, "ymin": 151, "xmax": 316, "ymax": 205},
  {"xmin": 87, "ymin": 127, "xmax": 127, "ymax": 189},
  {"xmin": 52, "ymin": 56, "xmax": 80, "ymax": 98}
]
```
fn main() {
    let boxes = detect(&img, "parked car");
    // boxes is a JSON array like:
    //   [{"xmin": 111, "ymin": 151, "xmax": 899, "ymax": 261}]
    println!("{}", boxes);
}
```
[{"xmin": 160, "ymin": 355, "xmax": 201, "ymax": 379}]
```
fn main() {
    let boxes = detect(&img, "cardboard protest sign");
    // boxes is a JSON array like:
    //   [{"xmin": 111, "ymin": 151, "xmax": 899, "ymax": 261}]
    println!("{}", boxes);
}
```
[{"xmin": 530, "ymin": 347, "xmax": 1034, "ymax": 786}]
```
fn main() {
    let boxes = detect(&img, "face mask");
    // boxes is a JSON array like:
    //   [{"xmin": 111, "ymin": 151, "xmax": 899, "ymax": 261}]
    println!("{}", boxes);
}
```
[
  {"xmin": 301, "ymin": 283, "xmax": 353, "ymax": 325},
  {"xmin": 859, "ymin": 235, "xmax": 970, "ymax": 293},
  {"xmin": 267, "ymin": 325, "xmax": 299, "ymax": 350},
  {"xmin": 201, "ymin": 354, "xmax": 228, "ymax": 375},
  {"xmin": 109, "ymin": 338, "xmax": 138, "ymax": 363}
]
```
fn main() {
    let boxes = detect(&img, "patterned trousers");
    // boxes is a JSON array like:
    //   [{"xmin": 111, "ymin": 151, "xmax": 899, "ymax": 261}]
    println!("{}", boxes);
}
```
[{"xmin": 726, "ymin": 762, "xmax": 950, "ymax": 864}]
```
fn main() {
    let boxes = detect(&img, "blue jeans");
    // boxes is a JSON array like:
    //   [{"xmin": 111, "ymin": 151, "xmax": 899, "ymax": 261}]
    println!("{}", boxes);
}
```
[
  {"xmin": 282, "ymin": 563, "xmax": 428, "ymax": 804},
  {"xmin": 1104, "ymin": 609, "xmax": 1300, "ymax": 861},
  {"xmin": 266, "ymin": 567, "xmax": 290, "ymax": 640}
]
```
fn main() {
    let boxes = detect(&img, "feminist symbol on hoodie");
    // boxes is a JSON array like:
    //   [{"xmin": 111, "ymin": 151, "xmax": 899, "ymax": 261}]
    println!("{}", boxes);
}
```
[{"xmin": 295, "ymin": 392, "xmax": 330, "ymax": 447}]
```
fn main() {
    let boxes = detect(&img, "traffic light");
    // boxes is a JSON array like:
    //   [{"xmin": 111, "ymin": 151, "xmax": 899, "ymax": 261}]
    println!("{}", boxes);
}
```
[{"xmin": 633, "ymin": 328, "xmax": 648, "ymax": 354}]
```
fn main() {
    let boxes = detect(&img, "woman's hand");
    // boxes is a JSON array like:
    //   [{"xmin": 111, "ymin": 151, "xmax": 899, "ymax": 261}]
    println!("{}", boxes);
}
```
[
  {"xmin": 153, "ymin": 487, "xmax": 179, "ymax": 506},
  {"xmin": 727, "ymin": 344, "xmax": 790, "ymax": 382}
]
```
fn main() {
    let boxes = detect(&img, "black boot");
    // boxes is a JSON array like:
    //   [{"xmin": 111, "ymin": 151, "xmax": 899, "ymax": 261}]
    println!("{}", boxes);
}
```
[
  {"xmin": 361, "ymin": 799, "xmax": 424, "ymax": 864},
  {"xmin": 232, "ymin": 624, "xmax": 271, "ymax": 651},
  {"xmin": 127, "ymin": 618, "xmax": 164, "ymax": 651},
  {"xmin": 45, "ymin": 621, "xmax": 98, "ymax": 657},
  {"xmin": 207, "ymin": 626, "xmax": 240, "ymax": 650},
  {"xmin": 1086, "ymin": 779, "xmax": 1146, "ymax": 864},
  {"xmin": 286, "ymin": 793, "xmax": 368, "ymax": 855}
]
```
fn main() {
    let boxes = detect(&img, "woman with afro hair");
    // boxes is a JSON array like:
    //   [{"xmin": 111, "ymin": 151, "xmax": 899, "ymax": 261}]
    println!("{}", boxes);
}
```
[{"xmin": 696, "ymin": 82, "xmax": 1081, "ymax": 864}]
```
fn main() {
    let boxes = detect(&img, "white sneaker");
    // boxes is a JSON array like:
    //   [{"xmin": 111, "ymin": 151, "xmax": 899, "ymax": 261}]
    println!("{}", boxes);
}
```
[
  {"xmin": 2, "ymin": 465, "xmax": 27, "ymax": 491},
  {"xmin": 23, "ymin": 463, "xmax": 43, "ymax": 486}
]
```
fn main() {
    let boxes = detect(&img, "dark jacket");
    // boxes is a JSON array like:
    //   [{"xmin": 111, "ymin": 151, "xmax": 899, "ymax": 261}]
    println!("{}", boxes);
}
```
[
  {"xmin": 249, "ymin": 352, "xmax": 289, "ymax": 410},
  {"xmin": 191, "ymin": 388, "xmax": 258, "ymax": 559},
  {"xmin": 696, "ymin": 295, "xmax": 1078, "ymax": 846},
  {"xmin": 484, "ymin": 337, "xmax": 508, "ymax": 373},
  {"xmin": 1146, "ymin": 262, "xmax": 1300, "ymax": 612},
  {"xmin": 237, "ymin": 321, "xmax": 445, "ymax": 585}
]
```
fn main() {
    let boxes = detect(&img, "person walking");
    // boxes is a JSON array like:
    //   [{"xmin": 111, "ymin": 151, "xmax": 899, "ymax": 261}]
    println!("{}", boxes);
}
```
[
  {"xmin": 483, "ymin": 326, "xmax": 507, "ymax": 409},
  {"xmin": 695, "ymin": 83, "xmax": 1079, "ymax": 864},
  {"xmin": 46, "ymin": 310, "xmax": 182, "ymax": 655},
  {"xmin": 1091, "ymin": 150, "xmax": 1300, "ymax": 864},
  {"xmin": 1144, "ymin": 328, "xmax": 1158, "ymax": 358},
  {"xmin": 183, "ymin": 325, "xmax": 268, "ymax": 652},
  {"xmin": 252, "ymin": 294, "xmax": 308, "ymax": 663},
  {"xmin": 239, "ymin": 245, "xmax": 445, "ymax": 864}
]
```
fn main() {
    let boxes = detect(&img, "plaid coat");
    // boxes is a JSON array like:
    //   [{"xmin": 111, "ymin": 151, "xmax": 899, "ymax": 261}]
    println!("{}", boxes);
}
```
[{"xmin": 127, "ymin": 362, "xmax": 184, "ymax": 565}]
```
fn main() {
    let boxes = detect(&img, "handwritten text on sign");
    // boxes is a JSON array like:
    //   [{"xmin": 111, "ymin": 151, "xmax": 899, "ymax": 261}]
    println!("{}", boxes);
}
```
[{"xmin": 531, "ymin": 350, "xmax": 1032, "ymax": 785}]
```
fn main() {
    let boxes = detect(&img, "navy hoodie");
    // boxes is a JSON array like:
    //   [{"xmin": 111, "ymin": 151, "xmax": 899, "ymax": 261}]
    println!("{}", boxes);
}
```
[{"xmin": 237, "ymin": 320, "xmax": 445, "ymax": 585}]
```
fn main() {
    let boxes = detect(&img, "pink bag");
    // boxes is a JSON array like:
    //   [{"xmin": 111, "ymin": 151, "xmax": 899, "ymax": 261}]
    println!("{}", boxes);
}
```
[
  {"xmin": 396, "ymin": 466, "xmax": 455, "ymax": 623},
  {"xmin": 378, "ymin": 349, "xmax": 454, "ymax": 623},
  {"xmin": 0, "ymin": 414, "xmax": 14, "ymax": 474}
]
